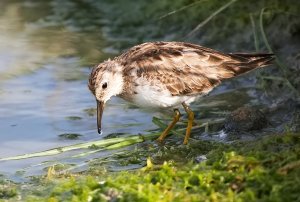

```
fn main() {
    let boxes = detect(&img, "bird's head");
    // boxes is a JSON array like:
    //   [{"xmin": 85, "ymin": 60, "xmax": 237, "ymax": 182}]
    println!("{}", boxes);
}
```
[{"xmin": 88, "ymin": 59, "xmax": 124, "ymax": 134}]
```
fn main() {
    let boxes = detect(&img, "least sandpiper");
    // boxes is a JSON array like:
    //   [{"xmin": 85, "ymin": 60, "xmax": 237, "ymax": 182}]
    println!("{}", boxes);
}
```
[{"xmin": 88, "ymin": 41, "xmax": 274, "ymax": 144}]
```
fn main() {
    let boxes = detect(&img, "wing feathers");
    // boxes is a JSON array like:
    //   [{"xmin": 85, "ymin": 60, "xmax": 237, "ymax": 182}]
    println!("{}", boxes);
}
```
[{"xmin": 118, "ymin": 42, "xmax": 274, "ymax": 96}]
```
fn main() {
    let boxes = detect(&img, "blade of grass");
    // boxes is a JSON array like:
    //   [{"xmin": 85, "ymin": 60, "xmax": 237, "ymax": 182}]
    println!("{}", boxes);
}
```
[
  {"xmin": 153, "ymin": 116, "xmax": 225, "ymax": 132},
  {"xmin": 259, "ymin": 8, "xmax": 273, "ymax": 54},
  {"xmin": 71, "ymin": 137, "xmax": 146, "ymax": 158},
  {"xmin": 204, "ymin": 123, "xmax": 209, "ymax": 133},
  {"xmin": 158, "ymin": 0, "xmax": 206, "ymax": 20},
  {"xmin": 0, "ymin": 133, "xmax": 160, "ymax": 161},
  {"xmin": 152, "ymin": 116, "xmax": 198, "ymax": 141},
  {"xmin": 194, "ymin": 118, "xmax": 225, "ymax": 125},
  {"xmin": 259, "ymin": 8, "xmax": 299, "ymax": 96},
  {"xmin": 260, "ymin": 76, "xmax": 285, "ymax": 81},
  {"xmin": 250, "ymin": 13, "xmax": 259, "ymax": 52},
  {"xmin": 152, "ymin": 117, "xmax": 182, "ymax": 136},
  {"xmin": 186, "ymin": 0, "xmax": 237, "ymax": 38},
  {"xmin": 71, "ymin": 148, "xmax": 104, "ymax": 158},
  {"xmin": 104, "ymin": 136, "xmax": 149, "ymax": 150}
]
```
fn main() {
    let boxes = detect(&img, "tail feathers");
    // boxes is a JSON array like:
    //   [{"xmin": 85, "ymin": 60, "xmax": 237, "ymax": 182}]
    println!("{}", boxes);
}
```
[
  {"xmin": 231, "ymin": 53, "xmax": 275, "ymax": 65},
  {"xmin": 226, "ymin": 53, "xmax": 275, "ymax": 75}
]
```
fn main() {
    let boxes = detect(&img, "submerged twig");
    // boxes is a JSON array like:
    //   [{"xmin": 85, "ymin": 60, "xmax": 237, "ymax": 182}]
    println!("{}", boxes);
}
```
[{"xmin": 186, "ymin": 0, "xmax": 237, "ymax": 38}]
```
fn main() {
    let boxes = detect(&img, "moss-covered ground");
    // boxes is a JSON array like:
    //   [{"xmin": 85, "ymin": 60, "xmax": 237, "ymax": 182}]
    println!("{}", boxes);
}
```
[{"xmin": 0, "ymin": 133, "xmax": 298, "ymax": 201}]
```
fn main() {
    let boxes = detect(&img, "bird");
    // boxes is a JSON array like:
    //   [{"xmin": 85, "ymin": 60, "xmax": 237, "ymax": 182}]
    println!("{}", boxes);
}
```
[{"xmin": 88, "ymin": 41, "xmax": 274, "ymax": 144}]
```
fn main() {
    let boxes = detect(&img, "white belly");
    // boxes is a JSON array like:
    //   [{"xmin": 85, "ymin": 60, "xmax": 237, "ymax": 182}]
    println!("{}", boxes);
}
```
[{"xmin": 131, "ymin": 82, "xmax": 201, "ymax": 109}]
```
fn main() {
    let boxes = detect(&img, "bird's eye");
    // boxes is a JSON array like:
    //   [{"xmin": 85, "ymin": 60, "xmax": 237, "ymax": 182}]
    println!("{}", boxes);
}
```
[{"xmin": 102, "ymin": 82, "xmax": 108, "ymax": 89}]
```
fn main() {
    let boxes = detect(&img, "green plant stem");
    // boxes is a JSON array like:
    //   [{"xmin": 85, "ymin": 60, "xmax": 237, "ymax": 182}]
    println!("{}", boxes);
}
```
[
  {"xmin": 250, "ymin": 13, "xmax": 259, "ymax": 51},
  {"xmin": 158, "ymin": 0, "xmax": 206, "ymax": 20},
  {"xmin": 259, "ymin": 8, "xmax": 299, "ymax": 96},
  {"xmin": 0, "ymin": 133, "xmax": 159, "ymax": 161},
  {"xmin": 187, "ymin": 0, "xmax": 237, "ymax": 38}
]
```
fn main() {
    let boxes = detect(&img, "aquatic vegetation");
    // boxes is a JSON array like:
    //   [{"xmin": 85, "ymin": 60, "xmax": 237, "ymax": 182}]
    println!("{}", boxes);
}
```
[
  {"xmin": 58, "ymin": 133, "xmax": 83, "ymax": 140},
  {"xmin": 10, "ymin": 133, "xmax": 298, "ymax": 201},
  {"xmin": 0, "ymin": 134, "xmax": 159, "ymax": 161},
  {"xmin": 0, "ymin": 181, "xmax": 17, "ymax": 200}
]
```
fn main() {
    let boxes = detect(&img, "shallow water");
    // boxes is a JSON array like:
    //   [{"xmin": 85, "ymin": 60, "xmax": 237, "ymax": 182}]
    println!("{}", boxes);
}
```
[
  {"xmin": 0, "ymin": 1, "xmax": 158, "ymax": 175},
  {"xmin": 0, "ymin": 0, "xmax": 269, "ymax": 178}
]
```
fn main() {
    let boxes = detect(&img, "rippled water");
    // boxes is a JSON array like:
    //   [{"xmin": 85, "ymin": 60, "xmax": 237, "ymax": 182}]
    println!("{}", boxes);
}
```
[{"xmin": 0, "ymin": 0, "xmax": 265, "ymax": 177}]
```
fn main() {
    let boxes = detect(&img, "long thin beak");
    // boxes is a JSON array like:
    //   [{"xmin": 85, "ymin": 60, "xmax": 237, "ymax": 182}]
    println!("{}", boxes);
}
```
[{"xmin": 97, "ymin": 100, "xmax": 104, "ymax": 134}]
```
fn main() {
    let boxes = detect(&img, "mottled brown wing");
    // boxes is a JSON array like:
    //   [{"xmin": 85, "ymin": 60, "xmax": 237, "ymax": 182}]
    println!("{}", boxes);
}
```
[{"xmin": 118, "ymin": 42, "xmax": 273, "ymax": 96}]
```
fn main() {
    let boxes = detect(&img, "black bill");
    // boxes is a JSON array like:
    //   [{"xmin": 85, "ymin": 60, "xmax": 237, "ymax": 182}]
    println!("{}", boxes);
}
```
[{"xmin": 97, "ymin": 100, "xmax": 104, "ymax": 134}]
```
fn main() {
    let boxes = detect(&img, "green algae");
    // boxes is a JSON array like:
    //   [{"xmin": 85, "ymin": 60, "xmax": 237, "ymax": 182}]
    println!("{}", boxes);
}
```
[
  {"xmin": 58, "ymin": 133, "xmax": 83, "ymax": 140},
  {"xmin": 83, "ymin": 108, "xmax": 96, "ymax": 117},
  {"xmin": 2, "ymin": 133, "xmax": 297, "ymax": 201},
  {"xmin": 65, "ymin": 116, "xmax": 82, "ymax": 121},
  {"xmin": 0, "ymin": 178, "xmax": 17, "ymax": 200}
]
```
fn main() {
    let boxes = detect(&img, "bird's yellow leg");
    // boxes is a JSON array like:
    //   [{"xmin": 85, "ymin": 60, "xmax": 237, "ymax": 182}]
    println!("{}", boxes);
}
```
[
  {"xmin": 182, "ymin": 102, "xmax": 194, "ymax": 145},
  {"xmin": 157, "ymin": 109, "xmax": 181, "ymax": 143}
]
